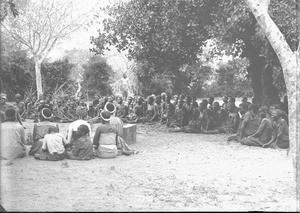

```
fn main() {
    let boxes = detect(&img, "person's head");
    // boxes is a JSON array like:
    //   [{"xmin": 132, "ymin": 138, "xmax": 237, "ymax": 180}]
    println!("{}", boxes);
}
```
[
  {"xmin": 179, "ymin": 94, "xmax": 185, "ymax": 101},
  {"xmin": 148, "ymin": 96, "xmax": 155, "ymax": 104},
  {"xmin": 269, "ymin": 104, "xmax": 277, "ymax": 115},
  {"xmin": 117, "ymin": 96, "xmax": 123, "ymax": 104},
  {"xmin": 40, "ymin": 108, "xmax": 53, "ymax": 121},
  {"xmin": 4, "ymin": 108, "xmax": 16, "ymax": 121},
  {"xmin": 212, "ymin": 101, "xmax": 221, "ymax": 111},
  {"xmin": 77, "ymin": 124, "xmax": 90, "ymax": 137},
  {"xmin": 104, "ymin": 102, "xmax": 116, "ymax": 115},
  {"xmin": 38, "ymin": 99, "xmax": 45, "ymax": 106},
  {"xmin": 202, "ymin": 99, "xmax": 208, "ymax": 107},
  {"xmin": 238, "ymin": 103, "xmax": 248, "ymax": 115},
  {"xmin": 128, "ymin": 96, "xmax": 133, "ymax": 103},
  {"xmin": 222, "ymin": 96, "xmax": 228, "ymax": 103},
  {"xmin": 199, "ymin": 101, "xmax": 207, "ymax": 111},
  {"xmin": 155, "ymin": 95, "xmax": 161, "ymax": 104},
  {"xmin": 0, "ymin": 93, "xmax": 7, "ymax": 105},
  {"xmin": 173, "ymin": 95, "xmax": 178, "ymax": 101},
  {"xmin": 275, "ymin": 102, "xmax": 285, "ymax": 111},
  {"xmin": 15, "ymin": 93, "xmax": 22, "ymax": 102},
  {"xmin": 229, "ymin": 97, "xmax": 236, "ymax": 104},
  {"xmin": 259, "ymin": 106, "xmax": 269, "ymax": 118},
  {"xmin": 227, "ymin": 101, "xmax": 236, "ymax": 112},
  {"xmin": 48, "ymin": 126, "xmax": 58, "ymax": 134},
  {"xmin": 137, "ymin": 96, "xmax": 143, "ymax": 104},
  {"xmin": 271, "ymin": 109, "xmax": 283, "ymax": 122},
  {"xmin": 108, "ymin": 96, "xmax": 113, "ymax": 103},
  {"xmin": 248, "ymin": 104, "xmax": 259, "ymax": 115},
  {"xmin": 192, "ymin": 101, "xmax": 199, "ymax": 108},
  {"xmin": 186, "ymin": 96, "xmax": 192, "ymax": 105},
  {"xmin": 100, "ymin": 110, "xmax": 111, "ymax": 124},
  {"xmin": 242, "ymin": 97, "xmax": 248, "ymax": 103},
  {"xmin": 208, "ymin": 97, "xmax": 214, "ymax": 105}
]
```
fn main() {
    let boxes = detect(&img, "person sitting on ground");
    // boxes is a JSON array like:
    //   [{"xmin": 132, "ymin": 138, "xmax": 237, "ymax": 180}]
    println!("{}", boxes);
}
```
[
  {"xmin": 13, "ymin": 93, "xmax": 26, "ymax": 120},
  {"xmin": 262, "ymin": 109, "xmax": 289, "ymax": 149},
  {"xmin": 241, "ymin": 97, "xmax": 251, "ymax": 110},
  {"xmin": 126, "ymin": 96, "xmax": 134, "ymax": 114},
  {"xmin": 161, "ymin": 94, "xmax": 175, "ymax": 124},
  {"xmin": 168, "ymin": 99, "xmax": 184, "ymax": 129},
  {"xmin": 26, "ymin": 96, "xmax": 38, "ymax": 120},
  {"xmin": 198, "ymin": 100, "xmax": 212, "ymax": 131},
  {"xmin": 228, "ymin": 97, "xmax": 238, "ymax": 113},
  {"xmin": 67, "ymin": 124, "xmax": 94, "ymax": 160},
  {"xmin": 93, "ymin": 110, "xmax": 119, "ymax": 158},
  {"xmin": 210, "ymin": 101, "xmax": 228, "ymax": 129},
  {"xmin": 53, "ymin": 99, "xmax": 70, "ymax": 123},
  {"xmin": 161, "ymin": 93, "xmax": 167, "ymax": 111},
  {"xmin": 66, "ymin": 101, "xmax": 78, "ymax": 121},
  {"xmin": 34, "ymin": 126, "xmax": 68, "ymax": 161},
  {"xmin": 29, "ymin": 108, "xmax": 59, "ymax": 156},
  {"xmin": 116, "ymin": 96, "xmax": 128, "ymax": 122},
  {"xmin": 236, "ymin": 104, "xmax": 261, "ymax": 141},
  {"xmin": 139, "ymin": 96, "xmax": 157, "ymax": 123},
  {"xmin": 221, "ymin": 96, "xmax": 229, "ymax": 111},
  {"xmin": 181, "ymin": 95, "xmax": 193, "ymax": 127},
  {"xmin": 208, "ymin": 96, "xmax": 214, "ymax": 110},
  {"xmin": 239, "ymin": 106, "xmax": 272, "ymax": 147},
  {"xmin": 202, "ymin": 102, "xmax": 240, "ymax": 134},
  {"xmin": 76, "ymin": 101, "xmax": 88, "ymax": 120},
  {"xmin": 227, "ymin": 102, "xmax": 249, "ymax": 141},
  {"xmin": 105, "ymin": 102, "xmax": 124, "ymax": 136},
  {"xmin": 154, "ymin": 95, "xmax": 162, "ymax": 122},
  {"xmin": 1, "ymin": 108, "xmax": 26, "ymax": 160},
  {"xmin": 125, "ymin": 96, "xmax": 144, "ymax": 123},
  {"xmin": 0, "ymin": 93, "xmax": 24, "ymax": 126},
  {"xmin": 67, "ymin": 119, "xmax": 91, "ymax": 145},
  {"xmin": 184, "ymin": 101, "xmax": 201, "ymax": 133}
]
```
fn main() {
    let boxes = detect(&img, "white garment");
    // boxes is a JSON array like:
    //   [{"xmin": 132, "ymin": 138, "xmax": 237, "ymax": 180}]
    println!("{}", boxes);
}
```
[
  {"xmin": 42, "ymin": 133, "xmax": 67, "ymax": 154},
  {"xmin": 67, "ymin": 119, "xmax": 91, "ymax": 143}
]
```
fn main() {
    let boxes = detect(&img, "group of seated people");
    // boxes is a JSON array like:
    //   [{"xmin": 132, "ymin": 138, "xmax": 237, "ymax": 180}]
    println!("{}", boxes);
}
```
[
  {"xmin": 0, "ymin": 91, "xmax": 290, "ymax": 162},
  {"xmin": 0, "ymin": 93, "xmax": 138, "ymax": 161}
]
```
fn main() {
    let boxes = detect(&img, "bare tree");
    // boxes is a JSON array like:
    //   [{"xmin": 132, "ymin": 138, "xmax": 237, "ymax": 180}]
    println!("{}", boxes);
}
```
[
  {"xmin": 1, "ymin": 0, "xmax": 89, "ymax": 99},
  {"xmin": 245, "ymin": 0, "xmax": 299, "ymax": 210}
]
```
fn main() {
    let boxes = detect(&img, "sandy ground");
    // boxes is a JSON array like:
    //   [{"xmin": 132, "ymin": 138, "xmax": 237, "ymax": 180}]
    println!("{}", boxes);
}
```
[{"xmin": 0, "ymin": 120, "xmax": 297, "ymax": 212}]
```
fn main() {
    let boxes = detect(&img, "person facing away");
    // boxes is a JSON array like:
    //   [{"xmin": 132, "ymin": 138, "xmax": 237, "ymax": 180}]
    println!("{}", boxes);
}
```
[
  {"xmin": 239, "ymin": 106, "xmax": 272, "ymax": 147},
  {"xmin": 67, "ymin": 124, "xmax": 94, "ymax": 160},
  {"xmin": 1, "ymin": 108, "xmax": 26, "ymax": 160},
  {"xmin": 93, "ymin": 110, "xmax": 119, "ymax": 159},
  {"xmin": 29, "ymin": 108, "xmax": 59, "ymax": 156},
  {"xmin": 34, "ymin": 126, "xmax": 68, "ymax": 161}
]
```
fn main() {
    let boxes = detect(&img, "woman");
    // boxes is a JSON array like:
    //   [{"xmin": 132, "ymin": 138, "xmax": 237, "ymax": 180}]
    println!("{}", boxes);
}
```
[
  {"xmin": 29, "ymin": 108, "xmax": 59, "ymax": 156},
  {"xmin": 93, "ymin": 110, "xmax": 119, "ymax": 158},
  {"xmin": 1, "ymin": 108, "xmax": 26, "ymax": 160},
  {"xmin": 139, "ymin": 96, "xmax": 157, "ymax": 123}
]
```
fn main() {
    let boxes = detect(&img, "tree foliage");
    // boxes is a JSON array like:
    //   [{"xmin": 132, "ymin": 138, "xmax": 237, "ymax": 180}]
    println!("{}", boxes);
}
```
[{"xmin": 82, "ymin": 56, "xmax": 114, "ymax": 97}]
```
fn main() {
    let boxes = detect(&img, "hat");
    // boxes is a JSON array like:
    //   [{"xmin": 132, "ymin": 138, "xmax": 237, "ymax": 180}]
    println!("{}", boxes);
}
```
[
  {"xmin": 0, "ymin": 93, "xmax": 7, "ymax": 100},
  {"xmin": 4, "ymin": 108, "xmax": 16, "ymax": 120},
  {"xmin": 104, "ymin": 102, "xmax": 116, "ymax": 114},
  {"xmin": 41, "ymin": 108, "xmax": 53, "ymax": 120},
  {"xmin": 100, "ymin": 110, "xmax": 111, "ymax": 121}
]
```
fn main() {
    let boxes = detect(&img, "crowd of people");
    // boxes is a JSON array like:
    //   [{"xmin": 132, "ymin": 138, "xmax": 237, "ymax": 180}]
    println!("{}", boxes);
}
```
[{"xmin": 0, "ymin": 91, "xmax": 289, "ymax": 162}]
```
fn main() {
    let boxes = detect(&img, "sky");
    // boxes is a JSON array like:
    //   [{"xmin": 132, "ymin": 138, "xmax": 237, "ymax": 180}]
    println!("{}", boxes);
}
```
[{"xmin": 48, "ymin": 0, "xmax": 130, "ymax": 76}]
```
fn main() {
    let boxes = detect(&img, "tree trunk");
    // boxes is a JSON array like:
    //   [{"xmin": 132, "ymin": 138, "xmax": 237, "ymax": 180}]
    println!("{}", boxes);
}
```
[
  {"xmin": 245, "ymin": 0, "xmax": 300, "ymax": 210},
  {"xmin": 34, "ymin": 59, "xmax": 43, "ymax": 100}
]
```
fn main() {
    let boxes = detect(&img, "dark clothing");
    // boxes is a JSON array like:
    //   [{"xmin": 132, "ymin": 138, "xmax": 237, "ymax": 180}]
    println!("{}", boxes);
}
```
[{"xmin": 68, "ymin": 135, "xmax": 94, "ymax": 160}]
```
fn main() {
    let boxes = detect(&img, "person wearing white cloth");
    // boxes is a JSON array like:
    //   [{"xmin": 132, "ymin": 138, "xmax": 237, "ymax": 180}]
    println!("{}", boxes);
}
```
[{"xmin": 67, "ymin": 119, "xmax": 91, "ymax": 144}]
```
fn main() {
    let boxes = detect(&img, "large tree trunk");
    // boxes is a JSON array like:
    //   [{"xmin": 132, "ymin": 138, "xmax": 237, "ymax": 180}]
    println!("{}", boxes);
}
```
[
  {"xmin": 245, "ymin": 0, "xmax": 299, "ymax": 211},
  {"xmin": 34, "ymin": 59, "xmax": 43, "ymax": 100}
]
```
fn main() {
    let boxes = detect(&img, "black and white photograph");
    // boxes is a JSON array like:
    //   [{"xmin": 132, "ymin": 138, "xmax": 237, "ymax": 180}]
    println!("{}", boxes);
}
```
[{"xmin": 0, "ymin": 0, "xmax": 299, "ymax": 211}]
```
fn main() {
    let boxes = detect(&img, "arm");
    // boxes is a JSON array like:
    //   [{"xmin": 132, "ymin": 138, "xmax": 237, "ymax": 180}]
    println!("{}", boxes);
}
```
[
  {"xmin": 150, "ymin": 106, "xmax": 158, "ymax": 121},
  {"xmin": 93, "ymin": 127, "xmax": 101, "ymax": 148},
  {"xmin": 249, "ymin": 119, "xmax": 267, "ymax": 138}
]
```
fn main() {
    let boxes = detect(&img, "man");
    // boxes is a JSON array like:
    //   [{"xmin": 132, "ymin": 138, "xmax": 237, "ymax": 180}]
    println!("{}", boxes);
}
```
[
  {"xmin": 0, "ymin": 93, "xmax": 24, "ymax": 126},
  {"xmin": 181, "ymin": 96, "xmax": 193, "ymax": 127},
  {"xmin": 239, "ymin": 106, "xmax": 272, "ymax": 147},
  {"xmin": 263, "ymin": 109, "xmax": 289, "ymax": 149},
  {"xmin": 115, "ymin": 96, "xmax": 128, "ymax": 122},
  {"xmin": 210, "ymin": 101, "xmax": 228, "ymax": 129},
  {"xmin": 161, "ymin": 94, "xmax": 175, "ymax": 124},
  {"xmin": 208, "ymin": 97, "xmax": 214, "ymax": 110},
  {"xmin": 221, "ymin": 96, "xmax": 229, "ymax": 111},
  {"xmin": 241, "ymin": 97, "xmax": 251, "ymax": 110},
  {"xmin": 13, "ymin": 94, "xmax": 26, "ymax": 119}
]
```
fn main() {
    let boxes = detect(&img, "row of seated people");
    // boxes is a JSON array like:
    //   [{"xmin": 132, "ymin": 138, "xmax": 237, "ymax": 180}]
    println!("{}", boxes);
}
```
[{"xmin": 0, "ymin": 106, "xmax": 138, "ymax": 161}]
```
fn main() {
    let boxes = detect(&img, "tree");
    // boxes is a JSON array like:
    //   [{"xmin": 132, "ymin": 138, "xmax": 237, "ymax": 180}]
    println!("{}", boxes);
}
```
[
  {"xmin": 2, "ymin": 0, "xmax": 87, "ymax": 99},
  {"xmin": 244, "ymin": 0, "xmax": 299, "ymax": 209},
  {"xmin": 91, "ymin": 0, "xmax": 214, "ymax": 94},
  {"xmin": 82, "ymin": 55, "xmax": 114, "ymax": 97}
]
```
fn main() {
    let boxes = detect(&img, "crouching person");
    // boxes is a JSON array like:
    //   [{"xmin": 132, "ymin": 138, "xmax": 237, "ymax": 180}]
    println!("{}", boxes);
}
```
[
  {"xmin": 67, "ymin": 124, "xmax": 94, "ymax": 160},
  {"xmin": 34, "ymin": 126, "xmax": 68, "ymax": 161}
]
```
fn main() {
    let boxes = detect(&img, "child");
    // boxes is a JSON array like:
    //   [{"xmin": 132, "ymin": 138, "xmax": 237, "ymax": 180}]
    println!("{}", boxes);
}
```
[
  {"xmin": 34, "ymin": 126, "xmax": 68, "ymax": 161},
  {"xmin": 67, "ymin": 124, "xmax": 94, "ymax": 160}
]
